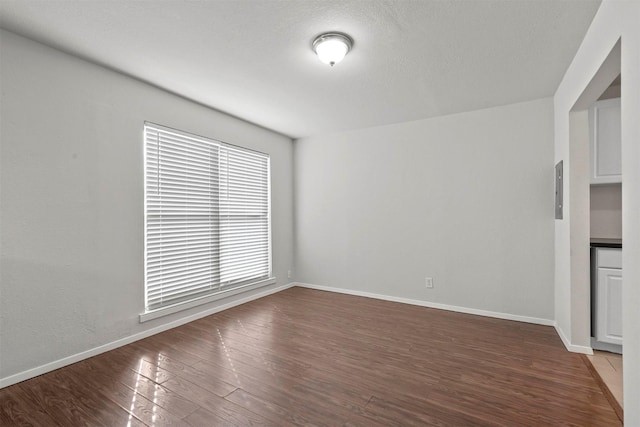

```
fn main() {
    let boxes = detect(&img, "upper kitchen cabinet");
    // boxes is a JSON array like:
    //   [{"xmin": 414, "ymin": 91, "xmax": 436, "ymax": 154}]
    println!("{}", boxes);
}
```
[{"xmin": 589, "ymin": 98, "xmax": 621, "ymax": 184}]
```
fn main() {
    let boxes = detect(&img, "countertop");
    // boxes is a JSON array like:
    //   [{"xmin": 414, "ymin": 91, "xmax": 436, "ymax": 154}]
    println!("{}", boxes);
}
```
[{"xmin": 590, "ymin": 237, "xmax": 622, "ymax": 248}]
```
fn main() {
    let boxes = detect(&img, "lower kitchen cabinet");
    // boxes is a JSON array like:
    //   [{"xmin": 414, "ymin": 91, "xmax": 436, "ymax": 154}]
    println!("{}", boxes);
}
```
[
  {"xmin": 594, "ymin": 247, "xmax": 623, "ymax": 348},
  {"xmin": 596, "ymin": 267, "xmax": 623, "ymax": 345}
]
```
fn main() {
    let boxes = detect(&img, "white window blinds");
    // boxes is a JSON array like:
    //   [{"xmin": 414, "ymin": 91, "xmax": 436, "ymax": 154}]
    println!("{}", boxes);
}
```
[{"xmin": 144, "ymin": 123, "xmax": 271, "ymax": 313}]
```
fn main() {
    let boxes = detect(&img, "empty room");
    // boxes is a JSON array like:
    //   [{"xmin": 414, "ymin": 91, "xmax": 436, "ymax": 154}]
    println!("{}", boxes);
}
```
[{"xmin": 1, "ymin": 0, "xmax": 639, "ymax": 426}]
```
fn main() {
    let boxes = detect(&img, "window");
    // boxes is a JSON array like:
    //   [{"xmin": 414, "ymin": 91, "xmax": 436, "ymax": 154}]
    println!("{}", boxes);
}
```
[{"xmin": 142, "ymin": 123, "xmax": 272, "ymax": 320}]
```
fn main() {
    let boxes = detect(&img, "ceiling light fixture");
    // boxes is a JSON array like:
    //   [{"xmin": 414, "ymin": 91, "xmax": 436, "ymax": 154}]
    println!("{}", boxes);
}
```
[{"xmin": 312, "ymin": 32, "xmax": 353, "ymax": 66}]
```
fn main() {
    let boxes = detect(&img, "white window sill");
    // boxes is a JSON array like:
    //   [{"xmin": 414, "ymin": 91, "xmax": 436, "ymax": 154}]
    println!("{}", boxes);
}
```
[{"xmin": 139, "ymin": 277, "xmax": 276, "ymax": 323}]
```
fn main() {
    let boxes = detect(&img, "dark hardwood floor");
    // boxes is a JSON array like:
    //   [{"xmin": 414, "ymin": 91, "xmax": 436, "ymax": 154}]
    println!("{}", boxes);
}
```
[{"xmin": 0, "ymin": 287, "xmax": 621, "ymax": 426}]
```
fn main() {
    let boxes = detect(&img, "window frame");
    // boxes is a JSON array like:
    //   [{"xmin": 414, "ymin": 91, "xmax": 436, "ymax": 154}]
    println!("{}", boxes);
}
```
[{"xmin": 140, "ymin": 122, "xmax": 274, "ymax": 322}]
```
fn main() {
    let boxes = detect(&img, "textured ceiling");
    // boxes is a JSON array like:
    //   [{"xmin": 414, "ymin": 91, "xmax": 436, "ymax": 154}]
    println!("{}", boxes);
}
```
[{"xmin": 0, "ymin": 0, "xmax": 601, "ymax": 138}]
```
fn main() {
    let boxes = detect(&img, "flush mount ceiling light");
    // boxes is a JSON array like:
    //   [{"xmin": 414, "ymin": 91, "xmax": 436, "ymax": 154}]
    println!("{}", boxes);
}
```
[{"xmin": 312, "ymin": 32, "xmax": 353, "ymax": 66}]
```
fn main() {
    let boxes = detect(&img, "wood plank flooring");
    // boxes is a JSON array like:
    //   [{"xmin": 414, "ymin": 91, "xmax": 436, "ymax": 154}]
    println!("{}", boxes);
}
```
[{"xmin": 0, "ymin": 287, "xmax": 621, "ymax": 426}]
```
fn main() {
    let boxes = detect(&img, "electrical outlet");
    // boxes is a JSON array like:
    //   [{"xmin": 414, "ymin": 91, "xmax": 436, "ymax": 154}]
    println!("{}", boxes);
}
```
[
  {"xmin": 288, "ymin": 270, "xmax": 291, "ymax": 279},
  {"xmin": 425, "ymin": 277, "xmax": 434, "ymax": 288}
]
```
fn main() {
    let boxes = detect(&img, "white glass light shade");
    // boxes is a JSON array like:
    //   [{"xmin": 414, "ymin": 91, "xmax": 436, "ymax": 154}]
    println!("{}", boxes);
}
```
[{"xmin": 313, "ymin": 33, "xmax": 353, "ymax": 66}]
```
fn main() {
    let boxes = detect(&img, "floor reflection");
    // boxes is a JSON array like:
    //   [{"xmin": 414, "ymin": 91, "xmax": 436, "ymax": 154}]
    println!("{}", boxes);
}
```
[
  {"xmin": 127, "ymin": 359, "xmax": 143, "ymax": 427},
  {"xmin": 151, "ymin": 353, "xmax": 161, "ymax": 424},
  {"xmin": 216, "ymin": 327, "xmax": 241, "ymax": 386}
]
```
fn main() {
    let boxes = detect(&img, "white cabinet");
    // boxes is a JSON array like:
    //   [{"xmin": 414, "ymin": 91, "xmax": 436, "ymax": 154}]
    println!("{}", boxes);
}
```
[
  {"xmin": 596, "ymin": 267, "xmax": 623, "ymax": 345},
  {"xmin": 594, "ymin": 248, "xmax": 623, "ymax": 346},
  {"xmin": 589, "ymin": 98, "xmax": 621, "ymax": 184}
]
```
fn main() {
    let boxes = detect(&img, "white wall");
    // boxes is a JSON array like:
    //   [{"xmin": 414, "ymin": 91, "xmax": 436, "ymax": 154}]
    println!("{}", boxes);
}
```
[
  {"xmin": 0, "ymin": 30, "xmax": 294, "ymax": 384},
  {"xmin": 590, "ymin": 184, "xmax": 622, "ymax": 239},
  {"xmin": 554, "ymin": 1, "xmax": 640, "ymax": 423},
  {"xmin": 568, "ymin": 111, "xmax": 591, "ymax": 350},
  {"xmin": 295, "ymin": 98, "xmax": 555, "ymax": 321},
  {"xmin": 599, "ymin": 84, "xmax": 621, "ymax": 100}
]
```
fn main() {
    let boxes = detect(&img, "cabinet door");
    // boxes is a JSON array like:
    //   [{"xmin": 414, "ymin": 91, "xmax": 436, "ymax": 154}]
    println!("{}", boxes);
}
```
[
  {"xmin": 596, "ymin": 267, "xmax": 623, "ymax": 345},
  {"xmin": 590, "ymin": 98, "xmax": 621, "ymax": 184}
]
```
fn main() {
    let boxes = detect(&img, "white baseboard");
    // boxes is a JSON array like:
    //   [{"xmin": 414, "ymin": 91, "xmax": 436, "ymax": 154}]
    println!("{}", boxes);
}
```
[
  {"xmin": 294, "ymin": 282, "xmax": 555, "ymax": 327},
  {"xmin": 554, "ymin": 325, "xmax": 594, "ymax": 355},
  {"xmin": 0, "ymin": 282, "xmax": 295, "ymax": 389}
]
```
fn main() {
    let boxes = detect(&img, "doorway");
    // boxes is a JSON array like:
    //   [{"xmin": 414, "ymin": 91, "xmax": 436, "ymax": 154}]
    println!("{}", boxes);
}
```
[
  {"xmin": 586, "ymin": 76, "xmax": 623, "ymax": 410},
  {"xmin": 568, "ymin": 40, "xmax": 622, "ymax": 411}
]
